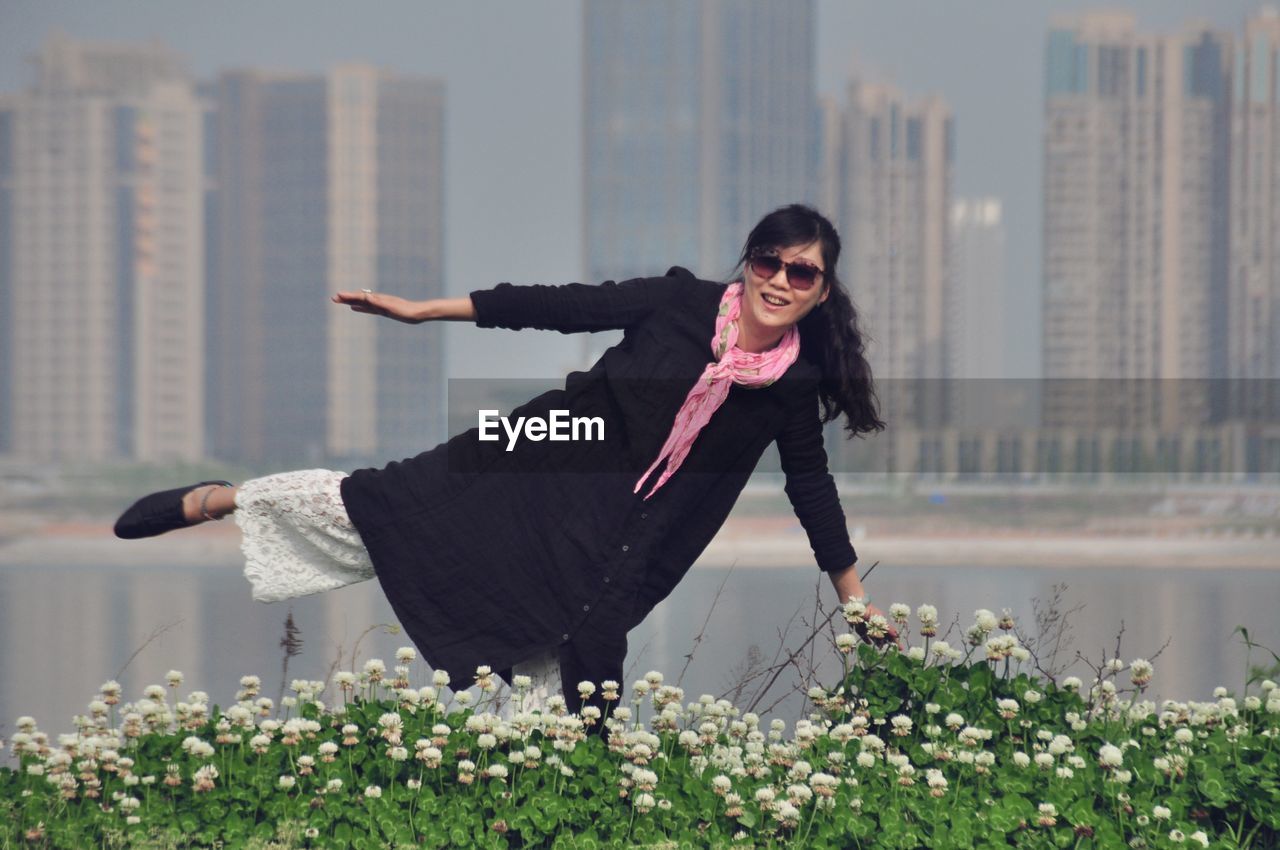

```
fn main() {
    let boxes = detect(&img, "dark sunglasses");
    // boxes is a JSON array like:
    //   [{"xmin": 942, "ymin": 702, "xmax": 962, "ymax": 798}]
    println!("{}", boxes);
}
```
[{"xmin": 748, "ymin": 251, "xmax": 825, "ymax": 291}]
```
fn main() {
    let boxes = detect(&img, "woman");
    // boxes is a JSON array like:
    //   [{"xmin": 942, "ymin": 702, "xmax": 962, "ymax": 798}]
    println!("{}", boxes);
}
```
[{"xmin": 114, "ymin": 204, "xmax": 893, "ymax": 711}]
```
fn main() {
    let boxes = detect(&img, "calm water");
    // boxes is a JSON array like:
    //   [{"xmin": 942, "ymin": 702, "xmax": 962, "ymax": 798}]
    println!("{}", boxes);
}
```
[{"xmin": 2, "ymin": 559, "xmax": 1278, "ymax": 751}]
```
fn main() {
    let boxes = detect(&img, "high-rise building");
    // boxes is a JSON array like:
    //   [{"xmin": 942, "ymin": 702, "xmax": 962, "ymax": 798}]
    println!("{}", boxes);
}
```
[
  {"xmin": 1231, "ymin": 9, "xmax": 1280, "ymax": 384},
  {"xmin": 1042, "ymin": 13, "xmax": 1231, "ymax": 428},
  {"xmin": 951, "ymin": 198, "xmax": 1008, "ymax": 380},
  {"xmin": 0, "ymin": 35, "xmax": 206, "ymax": 461},
  {"xmin": 207, "ymin": 65, "xmax": 446, "ymax": 465},
  {"xmin": 581, "ymin": 0, "xmax": 817, "ymax": 331},
  {"xmin": 833, "ymin": 81, "xmax": 954, "ymax": 385}
]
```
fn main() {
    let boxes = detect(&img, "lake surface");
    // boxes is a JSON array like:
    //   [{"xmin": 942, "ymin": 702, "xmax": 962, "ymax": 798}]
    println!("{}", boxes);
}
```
[{"xmin": 2, "ymin": 557, "xmax": 1278, "ymax": 752}]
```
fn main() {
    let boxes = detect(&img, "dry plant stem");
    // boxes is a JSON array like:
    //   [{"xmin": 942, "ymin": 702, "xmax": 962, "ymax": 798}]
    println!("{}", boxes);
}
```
[
  {"xmin": 1013, "ymin": 582, "xmax": 1086, "ymax": 683},
  {"xmin": 276, "ymin": 608, "xmax": 304, "ymax": 708},
  {"xmin": 349, "ymin": 624, "xmax": 396, "ymax": 674},
  {"xmin": 115, "ymin": 619, "xmax": 183, "ymax": 680},
  {"xmin": 733, "ymin": 561, "xmax": 881, "ymax": 715},
  {"xmin": 676, "ymin": 563, "xmax": 736, "ymax": 688},
  {"xmin": 728, "ymin": 604, "xmax": 806, "ymax": 709}
]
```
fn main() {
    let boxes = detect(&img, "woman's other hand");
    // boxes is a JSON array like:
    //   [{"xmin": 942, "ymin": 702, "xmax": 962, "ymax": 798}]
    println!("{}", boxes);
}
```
[
  {"xmin": 332, "ymin": 292, "xmax": 477, "ymax": 323},
  {"xmin": 332, "ymin": 290, "xmax": 427, "ymax": 324}
]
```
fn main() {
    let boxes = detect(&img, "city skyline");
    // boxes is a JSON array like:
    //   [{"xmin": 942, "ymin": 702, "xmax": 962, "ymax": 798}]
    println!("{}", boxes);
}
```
[{"xmin": 1, "ymin": 1, "xmax": 1260, "ymax": 385}]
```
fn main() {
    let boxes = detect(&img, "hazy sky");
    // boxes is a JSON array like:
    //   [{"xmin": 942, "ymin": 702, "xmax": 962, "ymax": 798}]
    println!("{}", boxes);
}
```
[{"xmin": 0, "ymin": 0, "xmax": 1261, "ymax": 379}]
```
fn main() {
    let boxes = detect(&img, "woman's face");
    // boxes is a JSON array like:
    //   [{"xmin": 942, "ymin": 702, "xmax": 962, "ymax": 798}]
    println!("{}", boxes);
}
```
[{"xmin": 738, "ymin": 240, "xmax": 829, "ymax": 351}]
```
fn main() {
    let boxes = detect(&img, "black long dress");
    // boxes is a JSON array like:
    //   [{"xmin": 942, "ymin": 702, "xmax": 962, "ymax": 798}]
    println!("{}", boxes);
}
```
[{"xmin": 338, "ymin": 267, "xmax": 857, "ymax": 703}]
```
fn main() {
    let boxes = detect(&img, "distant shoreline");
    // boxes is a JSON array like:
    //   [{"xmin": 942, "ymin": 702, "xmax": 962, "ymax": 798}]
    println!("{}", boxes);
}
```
[{"xmin": 1, "ymin": 520, "xmax": 1275, "ymax": 570}]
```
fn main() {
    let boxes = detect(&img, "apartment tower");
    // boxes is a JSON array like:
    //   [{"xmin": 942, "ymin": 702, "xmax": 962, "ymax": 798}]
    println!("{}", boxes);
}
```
[
  {"xmin": 207, "ymin": 66, "xmax": 446, "ymax": 465},
  {"xmin": 0, "ymin": 35, "xmax": 206, "ymax": 461},
  {"xmin": 582, "ymin": 0, "xmax": 816, "ymax": 306},
  {"xmin": 1042, "ymin": 12, "xmax": 1231, "ymax": 427}
]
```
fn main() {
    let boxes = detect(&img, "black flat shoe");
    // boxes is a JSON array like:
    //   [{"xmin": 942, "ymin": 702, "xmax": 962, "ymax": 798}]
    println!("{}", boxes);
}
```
[{"xmin": 113, "ymin": 480, "xmax": 233, "ymax": 540}]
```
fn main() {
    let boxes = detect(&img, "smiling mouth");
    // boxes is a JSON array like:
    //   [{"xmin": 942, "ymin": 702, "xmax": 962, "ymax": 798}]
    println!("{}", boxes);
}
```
[{"xmin": 761, "ymin": 293, "xmax": 789, "ymax": 307}]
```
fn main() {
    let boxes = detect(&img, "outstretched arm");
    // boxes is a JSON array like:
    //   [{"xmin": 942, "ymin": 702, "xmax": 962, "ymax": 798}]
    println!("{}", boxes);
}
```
[
  {"xmin": 777, "ymin": 398, "xmax": 899, "ymax": 646},
  {"xmin": 332, "ymin": 291, "xmax": 476, "ymax": 324}
]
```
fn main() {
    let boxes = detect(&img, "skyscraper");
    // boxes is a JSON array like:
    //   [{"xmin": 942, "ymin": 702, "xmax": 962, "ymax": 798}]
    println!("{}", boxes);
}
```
[
  {"xmin": 831, "ymin": 80, "xmax": 954, "ymax": 402},
  {"xmin": 0, "ymin": 35, "xmax": 206, "ymax": 462},
  {"xmin": 1042, "ymin": 12, "xmax": 1232, "ymax": 430},
  {"xmin": 951, "ymin": 198, "xmax": 1008, "ymax": 380},
  {"xmin": 582, "ymin": 0, "xmax": 817, "ymax": 296},
  {"xmin": 1043, "ymin": 14, "xmax": 1232, "ymax": 375},
  {"xmin": 1231, "ymin": 9, "xmax": 1280, "ymax": 384},
  {"xmin": 207, "ymin": 65, "xmax": 446, "ymax": 465}
]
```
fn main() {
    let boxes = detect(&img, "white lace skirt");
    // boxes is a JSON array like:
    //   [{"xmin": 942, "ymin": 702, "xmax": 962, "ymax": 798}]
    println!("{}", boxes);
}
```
[{"xmin": 233, "ymin": 469, "xmax": 561, "ymax": 703}]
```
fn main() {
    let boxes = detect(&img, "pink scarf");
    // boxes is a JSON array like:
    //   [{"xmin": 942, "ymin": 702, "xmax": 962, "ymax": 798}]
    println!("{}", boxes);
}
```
[{"xmin": 634, "ymin": 282, "xmax": 800, "ymax": 499}]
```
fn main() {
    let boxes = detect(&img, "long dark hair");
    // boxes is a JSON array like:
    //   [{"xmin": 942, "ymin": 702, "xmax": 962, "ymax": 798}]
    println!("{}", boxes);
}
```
[{"xmin": 735, "ymin": 204, "xmax": 885, "ymax": 438}]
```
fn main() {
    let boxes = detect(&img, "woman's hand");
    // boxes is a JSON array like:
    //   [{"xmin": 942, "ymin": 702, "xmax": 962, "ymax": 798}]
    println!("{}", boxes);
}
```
[
  {"xmin": 332, "ymin": 291, "xmax": 477, "ymax": 323},
  {"xmin": 860, "ymin": 602, "xmax": 903, "ymax": 651},
  {"xmin": 332, "ymin": 290, "xmax": 428, "ymax": 324}
]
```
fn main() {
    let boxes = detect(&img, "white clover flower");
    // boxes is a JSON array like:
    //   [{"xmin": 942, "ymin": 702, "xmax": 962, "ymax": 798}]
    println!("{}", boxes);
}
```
[
  {"xmin": 1152, "ymin": 805, "xmax": 1171, "ymax": 821},
  {"xmin": 944, "ymin": 712, "xmax": 965, "ymax": 729},
  {"xmin": 835, "ymin": 633, "xmax": 857, "ymax": 653},
  {"xmin": 181, "ymin": 737, "xmax": 215, "ymax": 758},
  {"xmin": 432, "ymin": 669, "xmax": 450, "ymax": 688},
  {"xmin": 889, "ymin": 603, "xmax": 911, "ymax": 622},
  {"xmin": 1034, "ymin": 753, "xmax": 1054, "ymax": 769},
  {"xmin": 634, "ymin": 792, "xmax": 656, "ymax": 813},
  {"xmin": 891, "ymin": 716, "xmax": 913, "ymax": 736},
  {"xmin": 165, "ymin": 670, "xmax": 184, "ymax": 687},
  {"xmin": 1098, "ymin": 744, "xmax": 1124, "ymax": 767},
  {"xmin": 387, "ymin": 746, "xmax": 409, "ymax": 762},
  {"xmin": 856, "ymin": 751, "xmax": 876, "ymax": 768},
  {"xmin": 787, "ymin": 783, "xmax": 814, "ymax": 804},
  {"xmin": 278, "ymin": 775, "xmax": 296, "ymax": 790},
  {"xmin": 644, "ymin": 671, "xmax": 664, "ymax": 687},
  {"xmin": 931, "ymin": 641, "xmax": 955, "ymax": 659},
  {"xmin": 1062, "ymin": 676, "xmax": 1082, "ymax": 691},
  {"xmin": 1189, "ymin": 830, "xmax": 1209, "ymax": 847},
  {"xmin": 1174, "ymin": 728, "xmax": 1194, "ymax": 745},
  {"xmin": 486, "ymin": 763, "xmax": 509, "ymax": 780},
  {"xmin": 454, "ymin": 692, "xmax": 474, "ymax": 706},
  {"xmin": 1012, "ymin": 752, "xmax": 1030, "ymax": 768},
  {"xmin": 364, "ymin": 784, "xmax": 382, "ymax": 799},
  {"xmin": 997, "ymin": 698, "xmax": 1020, "ymax": 718},
  {"xmin": 1023, "ymin": 689, "xmax": 1042, "ymax": 704},
  {"xmin": 477, "ymin": 733, "xmax": 497, "ymax": 750},
  {"xmin": 326, "ymin": 778, "xmax": 343, "ymax": 793},
  {"xmin": 973, "ymin": 609, "xmax": 998, "ymax": 631},
  {"xmin": 396, "ymin": 647, "xmax": 416, "ymax": 663},
  {"xmin": 842, "ymin": 597, "xmax": 868, "ymax": 624},
  {"xmin": 1056, "ymin": 766, "xmax": 1074, "ymax": 779}
]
